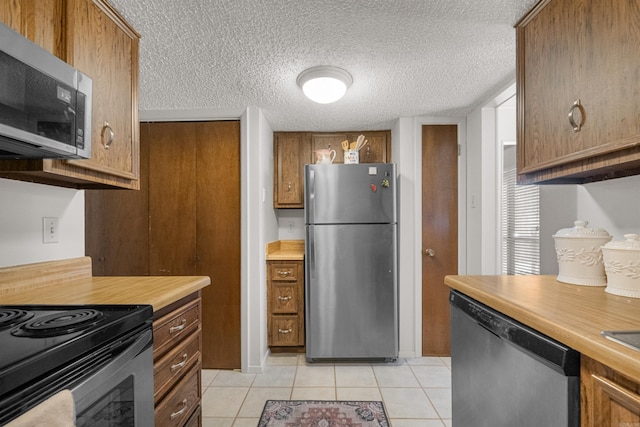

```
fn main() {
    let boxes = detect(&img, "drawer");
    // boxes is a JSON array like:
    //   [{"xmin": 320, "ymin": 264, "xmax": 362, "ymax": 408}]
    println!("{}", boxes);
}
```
[
  {"xmin": 155, "ymin": 364, "xmax": 200, "ymax": 427},
  {"xmin": 269, "ymin": 315, "xmax": 300, "ymax": 346},
  {"xmin": 154, "ymin": 298, "xmax": 201, "ymax": 359},
  {"xmin": 154, "ymin": 328, "xmax": 201, "ymax": 403},
  {"xmin": 184, "ymin": 405, "xmax": 201, "ymax": 427},
  {"xmin": 270, "ymin": 263, "xmax": 299, "ymax": 281},
  {"xmin": 270, "ymin": 282, "xmax": 299, "ymax": 314}
]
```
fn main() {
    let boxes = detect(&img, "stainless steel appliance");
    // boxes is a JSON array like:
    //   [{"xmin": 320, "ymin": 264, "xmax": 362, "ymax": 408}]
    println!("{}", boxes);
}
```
[
  {"xmin": 304, "ymin": 163, "xmax": 398, "ymax": 361},
  {"xmin": 450, "ymin": 290, "xmax": 580, "ymax": 427},
  {"xmin": 0, "ymin": 22, "xmax": 92, "ymax": 159},
  {"xmin": 0, "ymin": 305, "xmax": 154, "ymax": 426}
]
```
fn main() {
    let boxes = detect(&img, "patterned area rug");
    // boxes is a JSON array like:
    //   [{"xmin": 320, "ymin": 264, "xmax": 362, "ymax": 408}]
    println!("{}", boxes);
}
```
[{"xmin": 258, "ymin": 400, "xmax": 389, "ymax": 427}]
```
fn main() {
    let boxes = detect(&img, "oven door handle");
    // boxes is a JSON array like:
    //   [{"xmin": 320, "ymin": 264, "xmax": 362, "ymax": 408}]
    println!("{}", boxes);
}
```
[{"xmin": 71, "ymin": 329, "xmax": 153, "ymax": 412}]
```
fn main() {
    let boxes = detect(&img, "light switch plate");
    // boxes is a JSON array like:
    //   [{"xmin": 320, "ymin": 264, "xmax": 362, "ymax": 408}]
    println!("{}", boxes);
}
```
[{"xmin": 43, "ymin": 217, "xmax": 59, "ymax": 243}]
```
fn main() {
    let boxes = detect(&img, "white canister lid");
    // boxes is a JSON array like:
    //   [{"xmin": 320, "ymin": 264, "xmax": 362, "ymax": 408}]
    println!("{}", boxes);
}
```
[
  {"xmin": 603, "ymin": 234, "xmax": 640, "ymax": 250},
  {"xmin": 553, "ymin": 220, "xmax": 611, "ymax": 239}
]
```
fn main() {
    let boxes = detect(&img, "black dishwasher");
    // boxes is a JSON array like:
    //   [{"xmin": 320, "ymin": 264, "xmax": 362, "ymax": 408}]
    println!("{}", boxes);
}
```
[{"xmin": 450, "ymin": 290, "xmax": 580, "ymax": 427}]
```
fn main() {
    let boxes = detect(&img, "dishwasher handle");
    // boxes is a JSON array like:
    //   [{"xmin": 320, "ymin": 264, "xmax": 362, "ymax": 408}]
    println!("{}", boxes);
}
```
[{"xmin": 449, "ymin": 290, "xmax": 580, "ymax": 376}]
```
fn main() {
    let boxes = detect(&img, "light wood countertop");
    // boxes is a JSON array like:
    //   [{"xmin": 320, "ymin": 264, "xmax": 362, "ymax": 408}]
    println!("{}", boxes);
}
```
[
  {"xmin": 445, "ymin": 274, "xmax": 640, "ymax": 382},
  {"xmin": 266, "ymin": 240, "xmax": 304, "ymax": 261},
  {"xmin": 0, "ymin": 257, "xmax": 210, "ymax": 312}
]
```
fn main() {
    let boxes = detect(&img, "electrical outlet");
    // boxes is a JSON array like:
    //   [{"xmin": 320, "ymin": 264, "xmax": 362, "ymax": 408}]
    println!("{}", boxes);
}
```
[
  {"xmin": 43, "ymin": 217, "xmax": 59, "ymax": 243},
  {"xmin": 288, "ymin": 222, "xmax": 295, "ymax": 233}
]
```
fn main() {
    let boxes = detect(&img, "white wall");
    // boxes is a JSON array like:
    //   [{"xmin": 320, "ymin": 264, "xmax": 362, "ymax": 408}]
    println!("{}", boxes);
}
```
[
  {"xmin": 394, "ymin": 117, "xmax": 420, "ymax": 358},
  {"xmin": 465, "ymin": 109, "xmax": 483, "ymax": 274},
  {"xmin": 577, "ymin": 175, "xmax": 640, "ymax": 240},
  {"xmin": 241, "ymin": 107, "xmax": 279, "ymax": 373},
  {"xmin": 255, "ymin": 108, "xmax": 278, "ymax": 371},
  {"xmin": 539, "ymin": 185, "xmax": 577, "ymax": 274},
  {"xmin": 276, "ymin": 210, "xmax": 305, "ymax": 240},
  {"xmin": 0, "ymin": 179, "xmax": 84, "ymax": 267}
]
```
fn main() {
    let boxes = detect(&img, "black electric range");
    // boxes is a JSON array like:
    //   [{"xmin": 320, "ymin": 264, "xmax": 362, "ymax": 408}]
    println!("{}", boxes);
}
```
[{"xmin": 0, "ymin": 304, "xmax": 153, "ymax": 424}]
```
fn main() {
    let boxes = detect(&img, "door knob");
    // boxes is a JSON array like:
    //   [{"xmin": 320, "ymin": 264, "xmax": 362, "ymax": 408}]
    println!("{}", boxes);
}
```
[{"xmin": 424, "ymin": 248, "xmax": 435, "ymax": 257}]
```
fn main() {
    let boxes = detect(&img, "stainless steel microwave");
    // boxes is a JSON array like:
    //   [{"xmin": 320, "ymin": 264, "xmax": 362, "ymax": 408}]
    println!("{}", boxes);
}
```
[{"xmin": 0, "ymin": 22, "xmax": 92, "ymax": 159}]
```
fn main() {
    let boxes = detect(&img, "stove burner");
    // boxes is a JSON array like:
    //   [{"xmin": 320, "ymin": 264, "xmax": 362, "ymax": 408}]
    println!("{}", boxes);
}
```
[
  {"xmin": 11, "ymin": 309, "xmax": 104, "ymax": 337},
  {"xmin": 0, "ymin": 308, "xmax": 34, "ymax": 330}
]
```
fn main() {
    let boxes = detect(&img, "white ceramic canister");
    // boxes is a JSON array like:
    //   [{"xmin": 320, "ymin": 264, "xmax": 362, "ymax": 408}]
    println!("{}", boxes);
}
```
[
  {"xmin": 344, "ymin": 150, "xmax": 359, "ymax": 164},
  {"xmin": 602, "ymin": 234, "xmax": 640, "ymax": 298},
  {"xmin": 552, "ymin": 220, "xmax": 612, "ymax": 286}
]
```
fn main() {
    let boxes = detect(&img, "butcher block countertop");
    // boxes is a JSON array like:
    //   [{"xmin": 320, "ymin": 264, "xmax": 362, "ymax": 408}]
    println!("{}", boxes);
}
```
[
  {"xmin": 0, "ymin": 257, "xmax": 210, "ymax": 312},
  {"xmin": 266, "ymin": 240, "xmax": 304, "ymax": 261},
  {"xmin": 445, "ymin": 274, "xmax": 640, "ymax": 383}
]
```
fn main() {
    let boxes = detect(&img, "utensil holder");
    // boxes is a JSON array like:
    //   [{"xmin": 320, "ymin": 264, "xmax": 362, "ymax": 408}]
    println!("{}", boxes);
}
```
[{"xmin": 344, "ymin": 150, "xmax": 359, "ymax": 164}]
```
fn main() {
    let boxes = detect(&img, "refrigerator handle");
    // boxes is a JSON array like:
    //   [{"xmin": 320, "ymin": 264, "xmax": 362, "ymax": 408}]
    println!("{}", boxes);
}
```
[
  {"xmin": 307, "ymin": 169, "xmax": 315, "ymax": 222},
  {"xmin": 308, "ymin": 228, "xmax": 315, "ymax": 279}
]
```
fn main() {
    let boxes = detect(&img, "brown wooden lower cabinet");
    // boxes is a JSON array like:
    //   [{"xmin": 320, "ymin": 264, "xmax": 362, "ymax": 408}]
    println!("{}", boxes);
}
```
[
  {"xmin": 267, "ymin": 260, "xmax": 305, "ymax": 350},
  {"xmin": 581, "ymin": 355, "xmax": 640, "ymax": 427},
  {"xmin": 153, "ymin": 293, "xmax": 203, "ymax": 427}
]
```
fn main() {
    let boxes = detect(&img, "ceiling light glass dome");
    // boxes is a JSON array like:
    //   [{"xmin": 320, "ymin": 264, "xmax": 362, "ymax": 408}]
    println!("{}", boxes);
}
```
[{"xmin": 296, "ymin": 66, "xmax": 353, "ymax": 104}]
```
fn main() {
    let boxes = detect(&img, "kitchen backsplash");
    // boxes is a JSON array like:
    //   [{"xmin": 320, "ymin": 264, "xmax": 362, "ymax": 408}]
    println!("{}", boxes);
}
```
[{"xmin": 0, "ymin": 178, "xmax": 84, "ymax": 267}]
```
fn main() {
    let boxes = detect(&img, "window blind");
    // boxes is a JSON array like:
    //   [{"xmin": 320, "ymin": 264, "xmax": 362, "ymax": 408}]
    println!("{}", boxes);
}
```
[{"xmin": 501, "ymin": 168, "xmax": 540, "ymax": 275}]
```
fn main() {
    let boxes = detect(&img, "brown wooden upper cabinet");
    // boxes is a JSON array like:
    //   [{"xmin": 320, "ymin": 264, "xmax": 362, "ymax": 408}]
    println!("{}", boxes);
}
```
[
  {"xmin": 0, "ymin": 0, "xmax": 140, "ymax": 189},
  {"xmin": 516, "ymin": 0, "xmax": 640, "ymax": 184},
  {"xmin": 273, "ymin": 130, "xmax": 391, "ymax": 208}
]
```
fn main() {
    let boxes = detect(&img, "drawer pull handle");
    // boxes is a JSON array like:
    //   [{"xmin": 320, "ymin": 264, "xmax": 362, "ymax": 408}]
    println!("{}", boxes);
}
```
[
  {"xmin": 278, "ymin": 328, "xmax": 292, "ymax": 334},
  {"xmin": 568, "ymin": 99, "xmax": 586, "ymax": 132},
  {"xmin": 170, "ymin": 399, "xmax": 188, "ymax": 420},
  {"xmin": 169, "ymin": 319, "xmax": 187, "ymax": 334},
  {"xmin": 278, "ymin": 295, "xmax": 292, "ymax": 301},
  {"xmin": 171, "ymin": 354, "xmax": 188, "ymax": 372},
  {"xmin": 277, "ymin": 270, "xmax": 291, "ymax": 277}
]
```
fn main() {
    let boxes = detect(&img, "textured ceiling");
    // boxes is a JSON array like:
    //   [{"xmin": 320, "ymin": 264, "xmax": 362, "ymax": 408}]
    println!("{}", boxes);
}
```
[{"xmin": 107, "ymin": 0, "xmax": 538, "ymax": 131}]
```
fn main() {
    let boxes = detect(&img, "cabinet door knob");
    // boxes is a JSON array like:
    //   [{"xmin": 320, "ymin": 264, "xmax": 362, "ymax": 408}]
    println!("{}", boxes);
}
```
[
  {"xmin": 287, "ymin": 182, "xmax": 292, "ymax": 192},
  {"xmin": 424, "ymin": 248, "xmax": 435, "ymax": 257},
  {"xmin": 101, "ymin": 121, "xmax": 114, "ymax": 149},
  {"xmin": 568, "ymin": 99, "xmax": 585, "ymax": 132}
]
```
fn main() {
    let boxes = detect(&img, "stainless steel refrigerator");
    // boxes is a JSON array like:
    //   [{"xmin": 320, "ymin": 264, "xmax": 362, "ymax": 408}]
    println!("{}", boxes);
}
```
[{"xmin": 304, "ymin": 163, "xmax": 398, "ymax": 361}]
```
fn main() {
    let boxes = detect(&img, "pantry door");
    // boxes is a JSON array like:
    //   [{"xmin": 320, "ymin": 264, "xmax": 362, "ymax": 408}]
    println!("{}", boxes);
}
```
[{"xmin": 422, "ymin": 124, "xmax": 458, "ymax": 356}]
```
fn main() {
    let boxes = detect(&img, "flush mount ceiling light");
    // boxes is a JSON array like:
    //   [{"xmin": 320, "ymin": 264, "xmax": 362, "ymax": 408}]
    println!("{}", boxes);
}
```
[{"xmin": 296, "ymin": 66, "xmax": 353, "ymax": 104}]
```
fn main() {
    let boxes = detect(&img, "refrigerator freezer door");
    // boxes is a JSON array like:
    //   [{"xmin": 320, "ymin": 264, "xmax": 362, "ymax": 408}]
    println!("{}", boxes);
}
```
[
  {"xmin": 305, "ymin": 163, "xmax": 396, "ymax": 224},
  {"xmin": 305, "ymin": 223, "xmax": 398, "ymax": 360}
]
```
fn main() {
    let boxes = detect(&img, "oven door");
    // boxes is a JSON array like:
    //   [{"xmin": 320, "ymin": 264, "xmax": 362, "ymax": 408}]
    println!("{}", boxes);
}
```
[{"xmin": 72, "ymin": 328, "xmax": 154, "ymax": 427}]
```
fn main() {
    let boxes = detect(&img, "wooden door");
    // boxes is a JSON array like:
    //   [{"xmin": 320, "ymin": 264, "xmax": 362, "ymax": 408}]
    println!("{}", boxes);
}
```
[
  {"xmin": 421, "ymin": 125, "xmax": 458, "ymax": 356},
  {"xmin": 148, "ymin": 122, "xmax": 198, "ymax": 276},
  {"xmin": 273, "ymin": 132, "xmax": 311, "ymax": 208},
  {"xmin": 517, "ymin": 0, "xmax": 640, "ymax": 184},
  {"xmin": 582, "ymin": 356, "xmax": 640, "ymax": 427},
  {"xmin": 64, "ymin": 0, "xmax": 140, "ymax": 187},
  {"xmin": 195, "ymin": 121, "xmax": 241, "ymax": 369},
  {"xmin": 0, "ymin": 0, "xmax": 63, "ymax": 55},
  {"xmin": 346, "ymin": 131, "xmax": 390, "ymax": 163},
  {"xmin": 311, "ymin": 133, "xmax": 347, "ymax": 164}
]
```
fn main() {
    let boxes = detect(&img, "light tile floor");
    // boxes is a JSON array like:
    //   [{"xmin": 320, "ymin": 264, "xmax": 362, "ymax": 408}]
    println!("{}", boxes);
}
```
[{"xmin": 201, "ymin": 354, "xmax": 452, "ymax": 427}]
